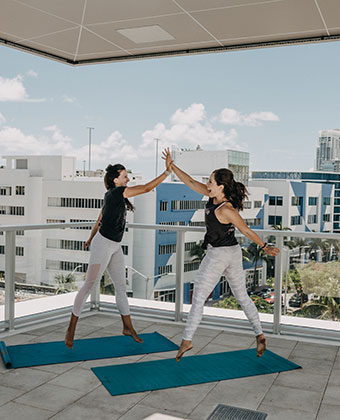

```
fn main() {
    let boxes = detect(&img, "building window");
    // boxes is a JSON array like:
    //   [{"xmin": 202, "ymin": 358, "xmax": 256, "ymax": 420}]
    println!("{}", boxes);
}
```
[
  {"xmin": 254, "ymin": 201, "xmax": 262, "ymax": 208},
  {"xmin": 307, "ymin": 214, "xmax": 317, "ymax": 224},
  {"xmin": 46, "ymin": 260, "xmax": 88, "ymax": 272},
  {"xmin": 184, "ymin": 261, "xmax": 200, "ymax": 272},
  {"xmin": 323, "ymin": 197, "xmax": 331, "ymax": 205},
  {"xmin": 268, "ymin": 215, "xmax": 282, "ymax": 225},
  {"xmin": 9, "ymin": 206, "xmax": 24, "ymax": 216},
  {"xmin": 159, "ymin": 221, "xmax": 185, "ymax": 232},
  {"xmin": 323, "ymin": 214, "xmax": 330, "ymax": 222},
  {"xmin": 0, "ymin": 186, "xmax": 12, "ymax": 196},
  {"xmin": 244, "ymin": 218, "xmax": 262, "ymax": 226},
  {"xmin": 158, "ymin": 265, "xmax": 173, "ymax": 275},
  {"xmin": 70, "ymin": 219, "xmax": 95, "ymax": 229},
  {"xmin": 291, "ymin": 197, "xmax": 303, "ymax": 206},
  {"xmin": 160, "ymin": 201, "xmax": 168, "ymax": 211},
  {"xmin": 171, "ymin": 200, "xmax": 207, "ymax": 211},
  {"xmin": 16, "ymin": 186, "xmax": 25, "ymax": 195},
  {"xmin": 159, "ymin": 244, "xmax": 176, "ymax": 255},
  {"xmin": 122, "ymin": 245, "xmax": 128, "ymax": 255},
  {"xmin": 188, "ymin": 221, "xmax": 205, "ymax": 226},
  {"xmin": 291, "ymin": 216, "xmax": 302, "ymax": 225},
  {"xmin": 308, "ymin": 197, "xmax": 318, "ymax": 206},
  {"xmin": 16, "ymin": 159, "xmax": 28, "ymax": 169},
  {"xmin": 48, "ymin": 197, "xmax": 103, "ymax": 208},
  {"xmin": 46, "ymin": 239, "xmax": 88, "ymax": 251},
  {"xmin": 269, "ymin": 196, "xmax": 283, "ymax": 206},
  {"xmin": 185, "ymin": 242, "xmax": 197, "ymax": 252},
  {"xmin": 154, "ymin": 289, "xmax": 176, "ymax": 302},
  {"xmin": 243, "ymin": 201, "xmax": 251, "ymax": 209},
  {"xmin": 0, "ymin": 246, "xmax": 24, "ymax": 256}
]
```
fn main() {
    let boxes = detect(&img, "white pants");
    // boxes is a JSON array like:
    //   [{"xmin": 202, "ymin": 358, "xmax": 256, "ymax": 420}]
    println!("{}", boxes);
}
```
[
  {"xmin": 72, "ymin": 232, "xmax": 130, "ymax": 317},
  {"xmin": 183, "ymin": 244, "xmax": 263, "ymax": 340}
]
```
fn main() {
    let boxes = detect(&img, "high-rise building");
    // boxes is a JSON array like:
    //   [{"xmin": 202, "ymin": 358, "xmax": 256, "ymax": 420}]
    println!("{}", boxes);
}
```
[{"xmin": 315, "ymin": 129, "xmax": 340, "ymax": 171}]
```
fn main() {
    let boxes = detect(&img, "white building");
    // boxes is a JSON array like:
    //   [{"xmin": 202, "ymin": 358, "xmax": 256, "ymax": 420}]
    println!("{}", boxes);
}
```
[
  {"xmin": 315, "ymin": 129, "xmax": 340, "ymax": 171},
  {"xmin": 0, "ymin": 155, "xmax": 140, "ymax": 292},
  {"xmin": 249, "ymin": 179, "xmax": 334, "ymax": 232}
]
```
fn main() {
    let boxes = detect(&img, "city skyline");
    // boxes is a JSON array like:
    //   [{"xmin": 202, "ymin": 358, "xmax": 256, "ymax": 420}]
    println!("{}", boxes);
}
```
[{"xmin": 1, "ymin": 40, "xmax": 340, "ymax": 179}]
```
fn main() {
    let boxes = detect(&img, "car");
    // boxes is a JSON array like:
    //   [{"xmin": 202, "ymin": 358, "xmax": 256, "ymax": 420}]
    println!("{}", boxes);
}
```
[
  {"xmin": 264, "ymin": 292, "xmax": 275, "ymax": 304},
  {"xmin": 289, "ymin": 293, "xmax": 308, "ymax": 308}
]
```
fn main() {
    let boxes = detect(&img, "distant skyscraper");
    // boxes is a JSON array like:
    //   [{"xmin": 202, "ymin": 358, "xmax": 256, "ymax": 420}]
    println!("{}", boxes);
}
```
[{"xmin": 315, "ymin": 129, "xmax": 340, "ymax": 171}]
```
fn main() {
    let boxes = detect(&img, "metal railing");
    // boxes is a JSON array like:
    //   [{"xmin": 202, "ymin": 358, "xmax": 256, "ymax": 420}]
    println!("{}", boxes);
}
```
[{"xmin": 1, "ymin": 222, "xmax": 340, "ymax": 341}]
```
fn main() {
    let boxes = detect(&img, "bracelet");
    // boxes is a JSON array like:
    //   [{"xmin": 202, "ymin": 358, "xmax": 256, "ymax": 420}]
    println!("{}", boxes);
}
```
[
  {"xmin": 260, "ymin": 242, "xmax": 267, "ymax": 250},
  {"xmin": 164, "ymin": 170, "xmax": 171, "ymax": 177}
]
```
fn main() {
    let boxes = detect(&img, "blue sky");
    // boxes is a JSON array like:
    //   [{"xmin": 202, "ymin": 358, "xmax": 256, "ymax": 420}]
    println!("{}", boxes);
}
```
[{"xmin": 1, "ymin": 40, "xmax": 340, "ymax": 179}]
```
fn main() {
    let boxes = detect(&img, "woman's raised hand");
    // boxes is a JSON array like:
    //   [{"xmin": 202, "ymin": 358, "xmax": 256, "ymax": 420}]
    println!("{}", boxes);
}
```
[{"xmin": 162, "ymin": 147, "xmax": 173, "ymax": 172}]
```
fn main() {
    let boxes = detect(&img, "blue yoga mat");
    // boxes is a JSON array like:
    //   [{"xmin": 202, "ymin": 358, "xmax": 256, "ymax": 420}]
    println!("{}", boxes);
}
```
[
  {"xmin": 0, "ymin": 332, "xmax": 178, "ymax": 369},
  {"xmin": 92, "ymin": 348, "xmax": 301, "ymax": 396}
]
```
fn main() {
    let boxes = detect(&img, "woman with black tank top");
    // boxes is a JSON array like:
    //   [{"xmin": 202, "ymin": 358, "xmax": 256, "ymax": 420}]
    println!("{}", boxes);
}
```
[
  {"xmin": 65, "ymin": 151, "xmax": 172, "ymax": 349},
  {"xmin": 162, "ymin": 149, "xmax": 279, "ymax": 362}
]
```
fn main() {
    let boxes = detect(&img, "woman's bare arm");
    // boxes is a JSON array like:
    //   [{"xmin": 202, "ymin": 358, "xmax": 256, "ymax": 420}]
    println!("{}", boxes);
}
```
[{"xmin": 84, "ymin": 210, "xmax": 102, "ymax": 248}]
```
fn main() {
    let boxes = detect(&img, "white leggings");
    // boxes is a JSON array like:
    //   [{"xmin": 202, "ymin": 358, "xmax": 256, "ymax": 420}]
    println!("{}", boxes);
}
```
[
  {"xmin": 72, "ymin": 232, "xmax": 130, "ymax": 317},
  {"xmin": 183, "ymin": 244, "xmax": 263, "ymax": 340}
]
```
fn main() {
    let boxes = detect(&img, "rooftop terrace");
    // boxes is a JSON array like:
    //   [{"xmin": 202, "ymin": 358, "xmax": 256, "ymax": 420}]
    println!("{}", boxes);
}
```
[{"xmin": 1, "ymin": 312, "xmax": 339, "ymax": 420}]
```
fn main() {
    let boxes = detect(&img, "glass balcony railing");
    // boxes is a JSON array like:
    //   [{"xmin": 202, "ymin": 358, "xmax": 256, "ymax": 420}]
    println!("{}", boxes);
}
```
[{"xmin": 1, "ymin": 222, "xmax": 340, "ymax": 342}]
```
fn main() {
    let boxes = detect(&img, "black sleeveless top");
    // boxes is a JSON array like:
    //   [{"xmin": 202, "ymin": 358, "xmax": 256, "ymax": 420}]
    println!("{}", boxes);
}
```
[
  {"xmin": 99, "ymin": 186, "xmax": 127, "ymax": 242},
  {"xmin": 202, "ymin": 198, "xmax": 238, "ymax": 249}
]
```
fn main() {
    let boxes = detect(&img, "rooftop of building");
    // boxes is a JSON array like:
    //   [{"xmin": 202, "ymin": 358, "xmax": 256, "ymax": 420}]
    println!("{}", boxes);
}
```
[{"xmin": 0, "ymin": 311, "xmax": 339, "ymax": 420}]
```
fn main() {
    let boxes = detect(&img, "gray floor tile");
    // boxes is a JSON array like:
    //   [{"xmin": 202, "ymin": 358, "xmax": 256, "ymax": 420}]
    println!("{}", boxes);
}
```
[
  {"xmin": 288, "ymin": 356, "xmax": 333, "ymax": 375},
  {"xmin": 0, "ymin": 385, "xmax": 26, "ymax": 406},
  {"xmin": 194, "ymin": 326, "xmax": 223, "ymax": 338},
  {"xmin": 48, "ymin": 401, "xmax": 122, "ymax": 420},
  {"xmin": 0, "ymin": 402, "xmax": 53, "ymax": 420},
  {"xmin": 267, "ymin": 345, "xmax": 293, "ymax": 359},
  {"xmin": 79, "ymin": 354, "xmax": 141, "ymax": 369},
  {"xmin": 0, "ymin": 367, "xmax": 57, "ymax": 390},
  {"xmin": 15, "ymin": 383, "xmax": 86, "ymax": 411},
  {"xmin": 273, "ymin": 369, "xmax": 328, "ymax": 392},
  {"xmin": 258, "ymin": 404, "xmax": 315, "ymax": 420},
  {"xmin": 47, "ymin": 366, "xmax": 101, "ymax": 393},
  {"xmin": 1, "ymin": 333, "xmax": 39, "ymax": 345},
  {"xmin": 321, "ymin": 385, "xmax": 340, "ymax": 406},
  {"xmin": 316, "ymin": 403, "xmax": 340, "ymax": 420},
  {"xmin": 265, "ymin": 336, "xmax": 297, "ymax": 349},
  {"xmin": 141, "ymin": 324, "xmax": 185, "ymax": 339},
  {"xmin": 261, "ymin": 384, "xmax": 321, "ymax": 413},
  {"xmin": 140, "ymin": 382, "xmax": 216, "ymax": 415},
  {"xmin": 328, "ymin": 367, "xmax": 340, "ymax": 387},
  {"xmin": 291, "ymin": 343, "xmax": 338, "ymax": 361},
  {"xmin": 75, "ymin": 385, "xmax": 149, "ymax": 414},
  {"xmin": 209, "ymin": 332, "xmax": 255, "ymax": 348}
]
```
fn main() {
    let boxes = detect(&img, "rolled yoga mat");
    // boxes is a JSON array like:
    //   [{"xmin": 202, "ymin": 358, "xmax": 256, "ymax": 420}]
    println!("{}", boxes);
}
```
[
  {"xmin": 92, "ymin": 348, "xmax": 301, "ymax": 396},
  {"xmin": 0, "ymin": 332, "xmax": 178, "ymax": 369}
]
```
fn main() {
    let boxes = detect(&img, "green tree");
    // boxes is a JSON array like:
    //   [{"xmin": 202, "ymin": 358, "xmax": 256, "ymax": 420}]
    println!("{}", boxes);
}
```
[
  {"xmin": 214, "ymin": 295, "xmax": 273, "ymax": 314},
  {"xmin": 297, "ymin": 261, "xmax": 340, "ymax": 297},
  {"xmin": 189, "ymin": 243, "xmax": 206, "ymax": 262},
  {"xmin": 246, "ymin": 243, "xmax": 269, "ymax": 288}
]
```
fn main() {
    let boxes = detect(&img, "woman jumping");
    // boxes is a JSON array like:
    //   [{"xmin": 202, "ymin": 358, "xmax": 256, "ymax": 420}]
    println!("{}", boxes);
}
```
[
  {"xmin": 163, "ymin": 149, "xmax": 279, "ymax": 361},
  {"xmin": 65, "ymin": 152, "xmax": 172, "ymax": 348}
]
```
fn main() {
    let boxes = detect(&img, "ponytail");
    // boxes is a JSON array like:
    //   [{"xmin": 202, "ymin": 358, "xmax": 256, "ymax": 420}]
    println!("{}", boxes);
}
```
[
  {"xmin": 104, "ymin": 164, "xmax": 134, "ymax": 211},
  {"xmin": 213, "ymin": 168, "xmax": 248, "ymax": 211}
]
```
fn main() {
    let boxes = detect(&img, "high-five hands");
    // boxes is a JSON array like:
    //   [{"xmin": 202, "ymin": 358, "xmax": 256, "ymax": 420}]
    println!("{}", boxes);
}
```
[{"xmin": 162, "ymin": 148, "xmax": 173, "ymax": 171}]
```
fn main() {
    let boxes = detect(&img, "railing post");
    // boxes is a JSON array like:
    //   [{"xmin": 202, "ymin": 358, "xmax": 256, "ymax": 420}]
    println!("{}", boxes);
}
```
[
  {"xmin": 175, "ymin": 230, "xmax": 185, "ymax": 322},
  {"xmin": 5, "ymin": 230, "xmax": 16, "ymax": 330},
  {"xmin": 273, "ymin": 235, "xmax": 284, "ymax": 335}
]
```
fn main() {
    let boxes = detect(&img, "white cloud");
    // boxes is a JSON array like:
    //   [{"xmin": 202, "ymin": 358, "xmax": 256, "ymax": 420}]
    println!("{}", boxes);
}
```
[
  {"xmin": 0, "ymin": 75, "xmax": 45, "ymax": 102},
  {"xmin": 62, "ymin": 94, "xmax": 76, "ymax": 103},
  {"xmin": 170, "ymin": 103, "xmax": 205, "ymax": 125},
  {"xmin": 27, "ymin": 70, "xmax": 38, "ymax": 77},
  {"xmin": 0, "ymin": 112, "xmax": 5, "ymax": 125},
  {"xmin": 218, "ymin": 108, "xmax": 279, "ymax": 126},
  {"xmin": 141, "ymin": 103, "xmax": 241, "ymax": 155}
]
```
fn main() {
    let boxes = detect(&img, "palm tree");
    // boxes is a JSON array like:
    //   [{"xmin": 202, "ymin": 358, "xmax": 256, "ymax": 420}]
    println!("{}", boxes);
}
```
[
  {"xmin": 54, "ymin": 272, "xmax": 77, "ymax": 294},
  {"xmin": 246, "ymin": 243, "xmax": 269, "ymax": 289},
  {"xmin": 308, "ymin": 238, "xmax": 328, "ymax": 261},
  {"xmin": 271, "ymin": 222, "xmax": 292, "ymax": 231},
  {"xmin": 287, "ymin": 237, "xmax": 310, "ymax": 263},
  {"xmin": 325, "ymin": 239, "xmax": 340, "ymax": 261},
  {"xmin": 189, "ymin": 243, "xmax": 206, "ymax": 262}
]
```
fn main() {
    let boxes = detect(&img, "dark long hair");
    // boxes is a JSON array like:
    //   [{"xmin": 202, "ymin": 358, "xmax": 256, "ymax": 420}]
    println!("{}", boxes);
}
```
[
  {"xmin": 104, "ymin": 164, "xmax": 134, "ymax": 211},
  {"xmin": 213, "ymin": 168, "xmax": 248, "ymax": 211}
]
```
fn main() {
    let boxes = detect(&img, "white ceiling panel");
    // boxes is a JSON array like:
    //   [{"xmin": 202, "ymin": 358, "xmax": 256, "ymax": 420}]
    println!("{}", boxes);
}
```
[{"xmin": 0, "ymin": 0, "xmax": 339, "ymax": 65}]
